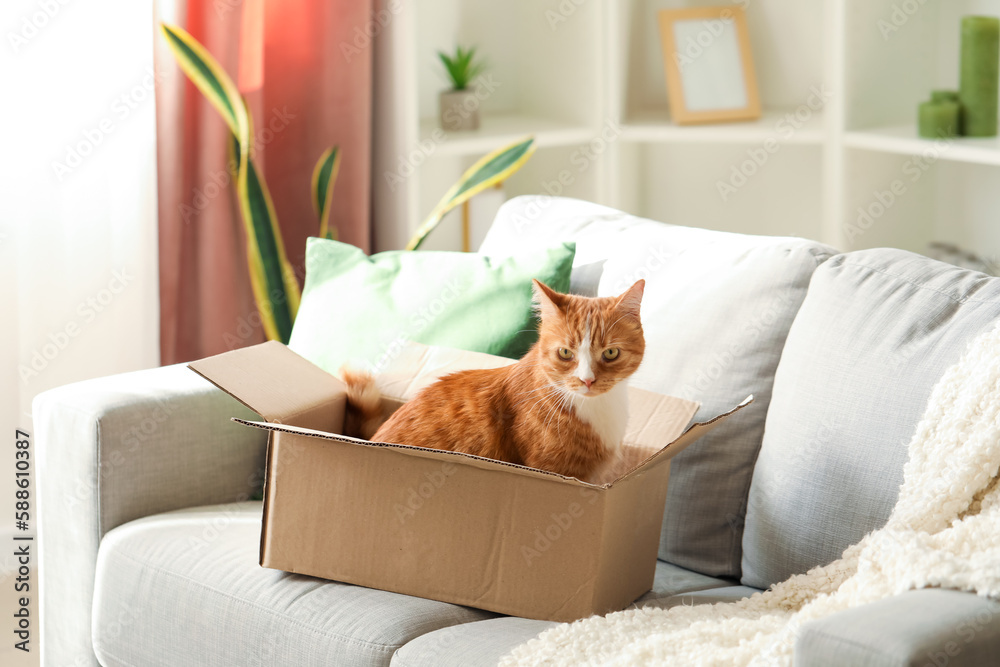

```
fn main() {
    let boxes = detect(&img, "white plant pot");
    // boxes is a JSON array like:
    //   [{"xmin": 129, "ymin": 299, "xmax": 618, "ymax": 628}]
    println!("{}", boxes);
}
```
[{"xmin": 439, "ymin": 89, "xmax": 481, "ymax": 131}]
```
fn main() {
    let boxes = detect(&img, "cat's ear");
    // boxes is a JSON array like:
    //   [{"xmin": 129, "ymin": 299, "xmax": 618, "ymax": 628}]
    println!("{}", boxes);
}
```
[
  {"xmin": 532, "ymin": 279, "xmax": 565, "ymax": 320},
  {"xmin": 615, "ymin": 279, "xmax": 645, "ymax": 318}
]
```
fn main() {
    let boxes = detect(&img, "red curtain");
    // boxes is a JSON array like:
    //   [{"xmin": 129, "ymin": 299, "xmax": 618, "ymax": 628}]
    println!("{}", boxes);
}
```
[{"xmin": 154, "ymin": 0, "xmax": 373, "ymax": 365}]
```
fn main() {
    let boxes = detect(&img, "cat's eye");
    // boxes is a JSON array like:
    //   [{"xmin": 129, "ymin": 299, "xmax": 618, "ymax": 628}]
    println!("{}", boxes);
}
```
[
  {"xmin": 602, "ymin": 348, "xmax": 620, "ymax": 361},
  {"xmin": 557, "ymin": 348, "xmax": 574, "ymax": 360}
]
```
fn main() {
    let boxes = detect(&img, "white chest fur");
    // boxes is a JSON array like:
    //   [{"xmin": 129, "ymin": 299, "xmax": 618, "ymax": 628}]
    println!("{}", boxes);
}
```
[{"xmin": 569, "ymin": 381, "xmax": 629, "ymax": 453}]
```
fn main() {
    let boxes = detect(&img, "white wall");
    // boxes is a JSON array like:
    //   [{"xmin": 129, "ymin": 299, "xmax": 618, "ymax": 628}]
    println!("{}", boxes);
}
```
[{"xmin": 1, "ymin": 3, "xmax": 161, "ymax": 662}]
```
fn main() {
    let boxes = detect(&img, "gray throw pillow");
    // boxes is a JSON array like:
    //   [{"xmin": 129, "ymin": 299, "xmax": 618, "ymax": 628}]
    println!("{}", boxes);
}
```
[{"xmin": 742, "ymin": 248, "xmax": 1000, "ymax": 589}]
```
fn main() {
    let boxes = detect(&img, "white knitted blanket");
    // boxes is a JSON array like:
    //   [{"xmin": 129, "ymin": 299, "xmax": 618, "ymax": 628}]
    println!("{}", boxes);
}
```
[{"xmin": 503, "ymin": 323, "xmax": 1000, "ymax": 666}]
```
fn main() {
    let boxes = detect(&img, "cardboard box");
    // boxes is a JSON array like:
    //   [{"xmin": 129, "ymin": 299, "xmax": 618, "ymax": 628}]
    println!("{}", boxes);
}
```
[{"xmin": 190, "ymin": 341, "xmax": 750, "ymax": 622}]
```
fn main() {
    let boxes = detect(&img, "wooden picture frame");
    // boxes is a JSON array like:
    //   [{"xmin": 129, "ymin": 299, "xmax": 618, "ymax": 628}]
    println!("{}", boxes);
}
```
[{"xmin": 658, "ymin": 7, "xmax": 761, "ymax": 125}]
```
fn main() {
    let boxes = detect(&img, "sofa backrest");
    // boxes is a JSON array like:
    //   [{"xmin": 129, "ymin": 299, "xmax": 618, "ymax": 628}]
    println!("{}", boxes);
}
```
[
  {"xmin": 481, "ymin": 196, "xmax": 836, "ymax": 578},
  {"xmin": 742, "ymin": 248, "xmax": 1000, "ymax": 589}
]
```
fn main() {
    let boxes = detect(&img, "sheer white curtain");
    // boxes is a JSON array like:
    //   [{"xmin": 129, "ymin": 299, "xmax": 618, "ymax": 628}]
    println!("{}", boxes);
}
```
[{"xmin": 1, "ymin": 0, "xmax": 160, "ymax": 558}]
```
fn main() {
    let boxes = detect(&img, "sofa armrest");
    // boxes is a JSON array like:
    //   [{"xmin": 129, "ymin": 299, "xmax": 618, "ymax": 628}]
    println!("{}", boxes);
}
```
[
  {"xmin": 35, "ymin": 363, "xmax": 266, "ymax": 667},
  {"xmin": 795, "ymin": 589, "xmax": 1000, "ymax": 667}
]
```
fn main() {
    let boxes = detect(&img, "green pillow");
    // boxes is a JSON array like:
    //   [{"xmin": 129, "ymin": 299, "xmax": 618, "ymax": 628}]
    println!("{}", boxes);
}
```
[{"xmin": 288, "ymin": 237, "xmax": 576, "ymax": 373}]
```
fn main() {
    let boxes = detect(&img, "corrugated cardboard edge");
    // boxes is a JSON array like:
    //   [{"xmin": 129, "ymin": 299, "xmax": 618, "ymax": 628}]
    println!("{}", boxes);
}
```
[
  {"xmin": 260, "ymin": 434, "xmax": 275, "ymax": 567},
  {"xmin": 233, "ymin": 418, "xmax": 585, "ymax": 485},
  {"xmin": 612, "ymin": 395, "xmax": 754, "ymax": 486}
]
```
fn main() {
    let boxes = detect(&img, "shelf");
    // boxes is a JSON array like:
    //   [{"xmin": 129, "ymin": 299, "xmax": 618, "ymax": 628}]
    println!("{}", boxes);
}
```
[
  {"xmin": 620, "ymin": 108, "xmax": 825, "ymax": 145},
  {"xmin": 373, "ymin": 0, "xmax": 1000, "ymax": 257},
  {"xmin": 844, "ymin": 125, "xmax": 1000, "ymax": 167},
  {"xmin": 417, "ymin": 114, "xmax": 595, "ymax": 157}
]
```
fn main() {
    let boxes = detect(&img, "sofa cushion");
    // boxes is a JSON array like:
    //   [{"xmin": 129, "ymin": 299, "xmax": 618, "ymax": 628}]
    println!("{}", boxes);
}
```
[
  {"xmin": 795, "ymin": 589, "xmax": 1000, "ymax": 667},
  {"xmin": 390, "ymin": 561, "xmax": 745, "ymax": 666},
  {"xmin": 650, "ymin": 584, "xmax": 763, "ymax": 610},
  {"xmin": 481, "ymin": 196, "xmax": 836, "ymax": 578},
  {"xmin": 742, "ymin": 249, "xmax": 1000, "ymax": 589},
  {"xmin": 640, "ymin": 560, "xmax": 737, "ymax": 603},
  {"xmin": 391, "ymin": 617, "xmax": 554, "ymax": 667},
  {"xmin": 92, "ymin": 503, "xmax": 495, "ymax": 667}
]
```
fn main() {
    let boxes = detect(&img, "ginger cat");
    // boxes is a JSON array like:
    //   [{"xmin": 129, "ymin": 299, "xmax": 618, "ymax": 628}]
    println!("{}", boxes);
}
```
[{"xmin": 343, "ymin": 279, "xmax": 645, "ymax": 483}]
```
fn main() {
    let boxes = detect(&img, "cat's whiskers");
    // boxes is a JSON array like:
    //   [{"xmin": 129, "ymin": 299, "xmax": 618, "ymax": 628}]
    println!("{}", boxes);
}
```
[
  {"xmin": 548, "ymin": 391, "xmax": 565, "ymax": 437},
  {"xmin": 557, "ymin": 388, "xmax": 576, "ymax": 438},
  {"xmin": 537, "ymin": 386, "xmax": 562, "ymax": 431},
  {"xmin": 541, "ymin": 383, "xmax": 575, "ymax": 436},
  {"xmin": 524, "ymin": 384, "xmax": 565, "ymax": 416},
  {"xmin": 513, "ymin": 383, "xmax": 562, "ymax": 408},
  {"xmin": 541, "ymin": 396, "xmax": 563, "ymax": 435}
]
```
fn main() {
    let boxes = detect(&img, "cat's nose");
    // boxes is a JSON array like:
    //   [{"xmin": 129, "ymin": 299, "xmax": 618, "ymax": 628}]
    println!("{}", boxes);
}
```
[{"xmin": 583, "ymin": 378, "xmax": 594, "ymax": 389}]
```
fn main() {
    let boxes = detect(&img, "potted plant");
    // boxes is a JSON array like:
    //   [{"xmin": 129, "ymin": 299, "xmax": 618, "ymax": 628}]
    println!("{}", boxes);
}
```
[{"xmin": 438, "ymin": 45, "xmax": 487, "ymax": 131}]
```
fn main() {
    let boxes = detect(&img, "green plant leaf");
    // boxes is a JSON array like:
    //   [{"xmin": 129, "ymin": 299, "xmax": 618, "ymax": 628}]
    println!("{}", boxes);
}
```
[
  {"xmin": 232, "ymin": 136, "xmax": 296, "ymax": 342},
  {"xmin": 160, "ymin": 23, "xmax": 243, "ymax": 135},
  {"xmin": 161, "ymin": 22, "xmax": 300, "ymax": 342},
  {"xmin": 437, "ymin": 44, "xmax": 485, "ymax": 90},
  {"xmin": 406, "ymin": 136, "xmax": 536, "ymax": 251},
  {"xmin": 311, "ymin": 146, "xmax": 341, "ymax": 241}
]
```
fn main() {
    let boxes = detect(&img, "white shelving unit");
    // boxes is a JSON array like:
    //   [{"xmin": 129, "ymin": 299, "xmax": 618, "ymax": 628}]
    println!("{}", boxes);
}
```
[{"xmin": 373, "ymin": 0, "xmax": 1000, "ymax": 259}]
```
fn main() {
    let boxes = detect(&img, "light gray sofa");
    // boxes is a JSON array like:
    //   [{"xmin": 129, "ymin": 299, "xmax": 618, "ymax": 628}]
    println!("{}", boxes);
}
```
[{"xmin": 36, "ymin": 196, "xmax": 1000, "ymax": 666}]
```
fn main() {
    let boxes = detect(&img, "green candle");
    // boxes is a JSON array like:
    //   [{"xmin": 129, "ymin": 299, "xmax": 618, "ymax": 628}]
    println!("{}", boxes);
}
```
[
  {"xmin": 919, "ymin": 98, "xmax": 960, "ymax": 138},
  {"xmin": 959, "ymin": 16, "xmax": 1000, "ymax": 137},
  {"xmin": 931, "ymin": 90, "xmax": 959, "ymax": 103}
]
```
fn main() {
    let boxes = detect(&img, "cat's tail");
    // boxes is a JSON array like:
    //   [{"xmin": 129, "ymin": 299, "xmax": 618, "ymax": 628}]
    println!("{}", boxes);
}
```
[{"xmin": 340, "ymin": 368, "xmax": 384, "ymax": 440}]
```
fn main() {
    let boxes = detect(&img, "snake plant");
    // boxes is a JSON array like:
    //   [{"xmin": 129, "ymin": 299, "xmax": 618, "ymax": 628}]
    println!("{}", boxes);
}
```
[
  {"xmin": 161, "ymin": 23, "xmax": 339, "ymax": 343},
  {"xmin": 405, "ymin": 136, "xmax": 536, "ymax": 251},
  {"xmin": 161, "ymin": 23, "xmax": 536, "ymax": 339}
]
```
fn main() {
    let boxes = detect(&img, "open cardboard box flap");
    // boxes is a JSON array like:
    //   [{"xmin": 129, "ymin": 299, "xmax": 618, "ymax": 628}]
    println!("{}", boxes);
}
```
[
  {"xmin": 189, "ymin": 340, "xmax": 347, "ymax": 432},
  {"xmin": 616, "ymin": 393, "xmax": 754, "ymax": 483},
  {"xmin": 188, "ymin": 341, "xmax": 753, "ymax": 621}
]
